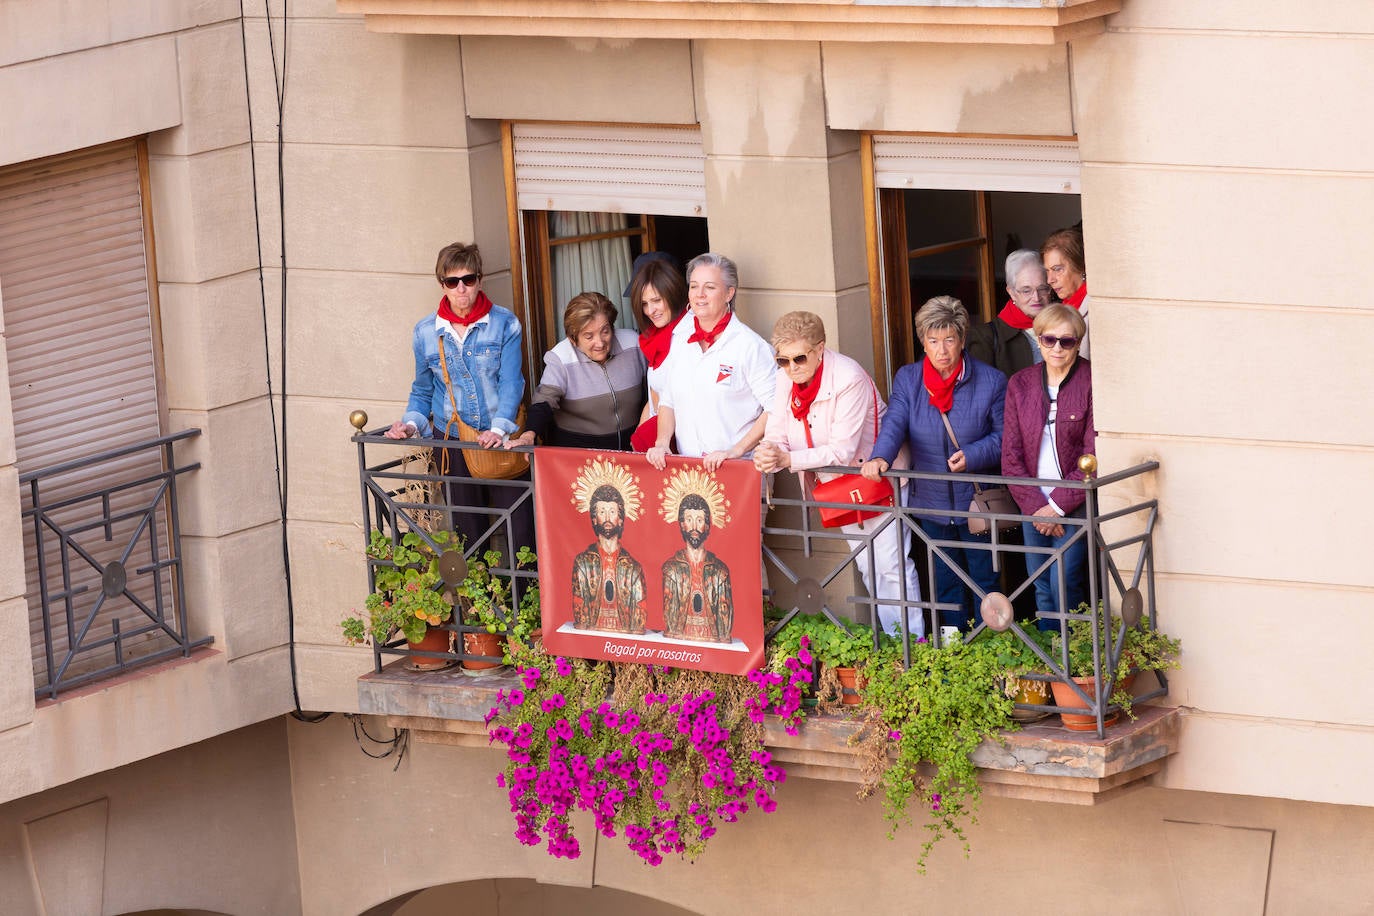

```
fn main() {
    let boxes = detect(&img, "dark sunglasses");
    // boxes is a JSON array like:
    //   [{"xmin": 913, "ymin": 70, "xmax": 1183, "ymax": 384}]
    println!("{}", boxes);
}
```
[
  {"xmin": 1039, "ymin": 334, "xmax": 1080, "ymax": 350},
  {"xmin": 775, "ymin": 352, "xmax": 813, "ymax": 369},
  {"xmin": 440, "ymin": 273, "xmax": 480, "ymax": 289}
]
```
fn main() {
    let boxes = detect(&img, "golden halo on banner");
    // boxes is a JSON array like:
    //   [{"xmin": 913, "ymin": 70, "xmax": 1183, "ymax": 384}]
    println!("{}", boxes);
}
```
[
  {"xmin": 570, "ymin": 457, "xmax": 643, "ymax": 520},
  {"xmin": 659, "ymin": 467, "xmax": 731, "ymax": 530}
]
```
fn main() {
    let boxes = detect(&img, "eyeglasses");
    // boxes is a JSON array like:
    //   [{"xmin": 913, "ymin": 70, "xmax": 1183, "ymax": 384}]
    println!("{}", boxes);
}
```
[
  {"xmin": 775, "ymin": 351, "xmax": 813, "ymax": 369},
  {"xmin": 441, "ymin": 273, "xmax": 480, "ymax": 289},
  {"xmin": 1039, "ymin": 334, "xmax": 1080, "ymax": 350},
  {"xmin": 1015, "ymin": 285, "xmax": 1054, "ymax": 298}
]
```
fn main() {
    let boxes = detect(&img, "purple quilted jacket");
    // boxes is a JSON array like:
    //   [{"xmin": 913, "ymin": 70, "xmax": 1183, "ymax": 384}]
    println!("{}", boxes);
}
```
[{"xmin": 1001, "ymin": 358, "xmax": 1095, "ymax": 515}]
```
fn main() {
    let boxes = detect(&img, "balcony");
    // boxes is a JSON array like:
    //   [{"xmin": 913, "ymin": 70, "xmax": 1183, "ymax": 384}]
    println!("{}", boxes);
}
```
[
  {"xmin": 20, "ymin": 430, "xmax": 211, "ymax": 699},
  {"xmin": 348, "ymin": 424, "xmax": 1177, "ymax": 805},
  {"xmin": 339, "ymin": 0, "xmax": 1122, "ymax": 45}
]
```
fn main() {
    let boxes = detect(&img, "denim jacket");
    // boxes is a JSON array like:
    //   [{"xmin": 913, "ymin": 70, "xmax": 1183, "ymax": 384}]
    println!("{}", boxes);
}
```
[{"xmin": 402, "ymin": 306, "xmax": 525, "ymax": 437}]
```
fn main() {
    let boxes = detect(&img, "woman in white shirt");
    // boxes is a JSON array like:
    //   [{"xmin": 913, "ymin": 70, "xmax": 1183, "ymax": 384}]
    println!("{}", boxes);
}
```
[{"xmin": 646, "ymin": 253, "xmax": 774, "ymax": 472}]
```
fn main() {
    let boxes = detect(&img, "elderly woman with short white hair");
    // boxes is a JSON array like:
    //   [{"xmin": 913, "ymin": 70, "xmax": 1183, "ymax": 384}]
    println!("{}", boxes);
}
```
[
  {"xmin": 646, "ymin": 253, "xmax": 774, "ymax": 472},
  {"xmin": 754, "ymin": 311, "xmax": 923, "ymax": 637}
]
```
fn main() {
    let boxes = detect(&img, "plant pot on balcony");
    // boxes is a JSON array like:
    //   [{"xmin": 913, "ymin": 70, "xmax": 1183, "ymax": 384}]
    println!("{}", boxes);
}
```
[
  {"xmin": 462, "ymin": 631, "xmax": 507, "ymax": 672},
  {"xmin": 834, "ymin": 666, "xmax": 863, "ymax": 705},
  {"xmin": 406, "ymin": 627, "xmax": 455, "ymax": 672},
  {"xmin": 1050, "ymin": 674, "xmax": 1135, "ymax": 731},
  {"xmin": 1007, "ymin": 676, "xmax": 1052, "ymax": 723}
]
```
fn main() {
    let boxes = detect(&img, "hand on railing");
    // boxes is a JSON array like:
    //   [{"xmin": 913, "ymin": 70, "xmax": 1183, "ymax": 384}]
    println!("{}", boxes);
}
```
[
  {"xmin": 859, "ymin": 457, "xmax": 888, "ymax": 481},
  {"xmin": 384, "ymin": 420, "xmax": 416, "ymax": 440}
]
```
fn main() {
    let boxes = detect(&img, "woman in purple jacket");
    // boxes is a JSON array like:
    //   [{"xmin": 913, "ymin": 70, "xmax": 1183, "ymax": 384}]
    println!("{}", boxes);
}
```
[
  {"xmin": 1001, "ymin": 304, "xmax": 1094, "ymax": 626},
  {"xmin": 861, "ymin": 296, "xmax": 1006, "ymax": 630}
]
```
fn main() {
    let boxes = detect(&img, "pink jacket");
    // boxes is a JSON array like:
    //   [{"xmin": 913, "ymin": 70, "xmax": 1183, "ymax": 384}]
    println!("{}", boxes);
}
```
[{"xmin": 763, "ymin": 349, "xmax": 888, "ymax": 484}]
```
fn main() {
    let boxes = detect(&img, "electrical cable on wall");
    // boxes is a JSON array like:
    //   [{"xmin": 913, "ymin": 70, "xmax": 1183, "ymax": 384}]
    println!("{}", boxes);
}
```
[{"xmin": 239, "ymin": 0, "xmax": 328, "ymax": 723}]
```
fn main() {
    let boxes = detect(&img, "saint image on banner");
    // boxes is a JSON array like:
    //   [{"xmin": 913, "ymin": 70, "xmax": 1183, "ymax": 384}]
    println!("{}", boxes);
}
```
[
  {"xmin": 569, "ymin": 458, "xmax": 647, "ymax": 635},
  {"xmin": 659, "ymin": 468, "xmax": 733, "ymax": 644}
]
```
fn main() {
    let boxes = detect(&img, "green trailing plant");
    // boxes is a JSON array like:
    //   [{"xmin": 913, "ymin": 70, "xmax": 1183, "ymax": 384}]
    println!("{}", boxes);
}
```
[
  {"xmin": 341, "ymin": 530, "xmax": 460, "ymax": 646},
  {"xmin": 1052, "ymin": 608, "xmax": 1181, "ymax": 718},
  {"xmin": 851, "ymin": 637, "xmax": 1015, "ymax": 873},
  {"xmin": 456, "ymin": 545, "xmax": 538, "ymax": 632}
]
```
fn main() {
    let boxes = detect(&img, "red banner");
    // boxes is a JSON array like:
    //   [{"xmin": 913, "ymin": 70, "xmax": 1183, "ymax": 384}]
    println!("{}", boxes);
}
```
[{"xmin": 533, "ymin": 448, "xmax": 764, "ymax": 675}]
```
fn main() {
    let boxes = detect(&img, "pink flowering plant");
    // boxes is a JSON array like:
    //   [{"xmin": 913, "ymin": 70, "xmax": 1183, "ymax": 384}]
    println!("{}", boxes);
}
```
[
  {"xmin": 854, "ymin": 638, "xmax": 1015, "ymax": 873},
  {"xmin": 486, "ymin": 641, "xmax": 813, "ymax": 865}
]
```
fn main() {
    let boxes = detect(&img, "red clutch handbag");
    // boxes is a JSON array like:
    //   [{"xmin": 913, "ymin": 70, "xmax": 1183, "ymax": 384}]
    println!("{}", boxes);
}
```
[{"xmin": 811, "ymin": 473, "xmax": 895, "ymax": 528}]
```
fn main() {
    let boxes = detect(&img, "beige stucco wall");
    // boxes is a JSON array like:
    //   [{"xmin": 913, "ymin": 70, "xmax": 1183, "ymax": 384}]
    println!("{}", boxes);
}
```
[
  {"xmin": 0, "ymin": 719, "xmax": 301, "ymax": 916},
  {"xmin": 1069, "ymin": 1, "xmax": 1374, "ymax": 806},
  {"xmin": 286, "ymin": 714, "xmax": 1374, "ymax": 916}
]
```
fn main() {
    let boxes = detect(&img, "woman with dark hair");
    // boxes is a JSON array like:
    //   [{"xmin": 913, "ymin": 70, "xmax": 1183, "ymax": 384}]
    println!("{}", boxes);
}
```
[
  {"xmin": 1002, "ymin": 303, "xmax": 1094, "ymax": 624},
  {"xmin": 1041, "ymin": 227, "xmax": 1091, "ymax": 358},
  {"xmin": 860, "ymin": 295, "xmax": 1006, "ymax": 630},
  {"xmin": 627, "ymin": 253, "xmax": 689, "ymax": 451},
  {"xmin": 509, "ymin": 291, "xmax": 646, "ymax": 451}
]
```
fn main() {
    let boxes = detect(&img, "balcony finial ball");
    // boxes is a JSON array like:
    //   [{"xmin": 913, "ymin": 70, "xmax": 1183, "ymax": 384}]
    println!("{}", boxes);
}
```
[
  {"xmin": 349, "ymin": 409, "xmax": 369, "ymax": 431},
  {"xmin": 1078, "ymin": 454, "xmax": 1097, "ymax": 478}
]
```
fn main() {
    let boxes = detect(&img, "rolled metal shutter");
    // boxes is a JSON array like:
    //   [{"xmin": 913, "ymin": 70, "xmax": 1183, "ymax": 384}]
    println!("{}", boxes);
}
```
[
  {"xmin": 0, "ymin": 140, "xmax": 168, "ymax": 692},
  {"xmin": 873, "ymin": 135, "xmax": 1081, "ymax": 194},
  {"xmin": 513, "ymin": 123, "xmax": 707, "ymax": 217}
]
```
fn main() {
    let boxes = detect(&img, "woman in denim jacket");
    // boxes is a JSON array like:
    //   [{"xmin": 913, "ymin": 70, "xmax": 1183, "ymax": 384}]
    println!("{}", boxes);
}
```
[
  {"xmin": 385, "ymin": 242, "xmax": 532, "ymax": 554},
  {"xmin": 861, "ymin": 296, "xmax": 1006, "ymax": 630}
]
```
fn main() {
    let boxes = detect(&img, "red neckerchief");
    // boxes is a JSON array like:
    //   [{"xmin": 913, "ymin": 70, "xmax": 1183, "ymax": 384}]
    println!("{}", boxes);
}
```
[
  {"xmin": 922, "ymin": 354, "xmax": 962, "ymax": 414},
  {"xmin": 437, "ymin": 290, "xmax": 493, "ymax": 327},
  {"xmin": 639, "ymin": 312, "xmax": 684, "ymax": 369},
  {"xmin": 687, "ymin": 311, "xmax": 732, "ymax": 347},
  {"xmin": 997, "ymin": 299, "xmax": 1035, "ymax": 330},
  {"xmin": 1062, "ymin": 283, "xmax": 1088, "ymax": 310},
  {"xmin": 789, "ymin": 357, "xmax": 826, "ymax": 450}
]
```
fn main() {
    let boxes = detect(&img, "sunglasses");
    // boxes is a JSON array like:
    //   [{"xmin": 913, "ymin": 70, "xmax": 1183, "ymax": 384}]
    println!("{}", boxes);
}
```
[
  {"xmin": 775, "ymin": 352, "xmax": 813, "ymax": 369},
  {"xmin": 1039, "ymin": 334, "xmax": 1080, "ymax": 350},
  {"xmin": 440, "ymin": 273, "xmax": 480, "ymax": 289}
]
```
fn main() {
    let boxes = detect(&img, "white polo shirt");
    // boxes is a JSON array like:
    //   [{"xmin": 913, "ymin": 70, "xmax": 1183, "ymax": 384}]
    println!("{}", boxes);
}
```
[{"xmin": 659, "ymin": 312, "xmax": 775, "ymax": 457}]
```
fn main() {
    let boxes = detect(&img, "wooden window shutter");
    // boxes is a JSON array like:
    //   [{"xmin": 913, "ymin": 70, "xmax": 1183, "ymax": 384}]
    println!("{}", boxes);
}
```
[{"xmin": 0, "ymin": 140, "xmax": 168, "ymax": 691}]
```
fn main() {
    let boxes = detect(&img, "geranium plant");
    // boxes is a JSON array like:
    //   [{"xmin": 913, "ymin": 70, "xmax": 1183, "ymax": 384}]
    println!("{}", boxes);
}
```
[
  {"xmin": 342, "ymin": 530, "xmax": 459, "ymax": 645},
  {"xmin": 1052, "ymin": 608, "xmax": 1181, "ymax": 718},
  {"xmin": 486, "ymin": 640, "xmax": 812, "ymax": 865}
]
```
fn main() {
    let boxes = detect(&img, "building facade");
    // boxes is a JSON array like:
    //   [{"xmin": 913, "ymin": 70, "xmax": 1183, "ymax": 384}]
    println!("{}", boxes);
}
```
[{"xmin": 1, "ymin": 1, "xmax": 1371, "ymax": 913}]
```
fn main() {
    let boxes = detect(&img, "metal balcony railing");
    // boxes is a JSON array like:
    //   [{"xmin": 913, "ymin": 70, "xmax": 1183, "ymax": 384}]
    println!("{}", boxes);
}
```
[
  {"xmin": 21, "ymin": 430, "xmax": 211, "ymax": 699},
  {"xmin": 352, "ymin": 423, "xmax": 1163, "ymax": 737}
]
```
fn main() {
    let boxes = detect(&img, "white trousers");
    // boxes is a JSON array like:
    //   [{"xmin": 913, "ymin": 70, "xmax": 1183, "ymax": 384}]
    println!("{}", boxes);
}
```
[{"xmin": 841, "ymin": 494, "xmax": 923, "ymax": 637}]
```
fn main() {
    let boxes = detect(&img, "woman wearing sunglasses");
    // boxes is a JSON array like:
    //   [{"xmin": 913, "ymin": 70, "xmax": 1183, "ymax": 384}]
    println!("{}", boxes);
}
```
[
  {"xmin": 754, "ymin": 312, "xmax": 923, "ymax": 637},
  {"xmin": 384, "ymin": 241, "xmax": 532, "ymax": 553},
  {"xmin": 1001, "ymin": 304, "xmax": 1095, "ymax": 626},
  {"xmin": 861, "ymin": 296, "xmax": 1006, "ymax": 630}
]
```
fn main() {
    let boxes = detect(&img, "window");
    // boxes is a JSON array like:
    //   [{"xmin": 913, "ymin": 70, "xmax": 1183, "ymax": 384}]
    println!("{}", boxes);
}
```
[
  {"xmin": 0, "ymin": 139, "xmax": 171, "ymax": 692},
  {"xmin": 507, "ymin": 123, "xmax": 709, "ymax": 360},
  {"xmin": 869, "ymin": 135, "xmax": 1083, "ymax": 379}
]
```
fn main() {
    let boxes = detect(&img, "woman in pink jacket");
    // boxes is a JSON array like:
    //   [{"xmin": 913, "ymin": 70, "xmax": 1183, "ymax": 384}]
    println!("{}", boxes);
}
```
[{"xmin": 753, "ymin": 311, "xmax": 923, "ymax": 638}]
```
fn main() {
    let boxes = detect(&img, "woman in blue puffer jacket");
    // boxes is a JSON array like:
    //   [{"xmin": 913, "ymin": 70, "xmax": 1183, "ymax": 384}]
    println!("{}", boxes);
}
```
[{"xmin": 862, "ymin": 296, "xmax": 1006, "ymax": 630}]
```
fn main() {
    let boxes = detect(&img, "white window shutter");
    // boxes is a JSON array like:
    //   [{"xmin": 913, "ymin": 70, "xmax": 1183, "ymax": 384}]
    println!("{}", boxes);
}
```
[{"xmin": 873, "ymin": 135, "xmax": 1081, "ymax": 194}]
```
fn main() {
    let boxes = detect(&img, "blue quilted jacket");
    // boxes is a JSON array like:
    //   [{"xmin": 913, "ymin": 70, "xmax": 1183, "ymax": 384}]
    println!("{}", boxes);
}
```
[{"xmin": 870, "ymin": 355, "xmax": 1007, "ymax": 524}]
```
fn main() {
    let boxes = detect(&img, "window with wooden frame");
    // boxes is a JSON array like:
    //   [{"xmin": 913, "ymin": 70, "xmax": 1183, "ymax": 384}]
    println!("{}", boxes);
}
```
[
  {"xmin": 503, "ymin": 122, "xmax": 709, "ymax": 379},
  {"xmin": 865, "ymin": 134, "xmax": 1083, "ymax": 386}
]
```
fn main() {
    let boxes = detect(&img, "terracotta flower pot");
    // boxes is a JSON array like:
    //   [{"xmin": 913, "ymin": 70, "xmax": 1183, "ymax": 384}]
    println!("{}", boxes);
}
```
[
  {"xmin": 405, "ymin": 626, "xmax": 454, "ymax": 671},
  {"xmin": 462, "ymin": 631, "xmax": 506, "ymax": 670},
  {"xmin": 1050, "ymin": 674, "xmax": 1135, "ymax": 731},
  {"xmin": 835, "ymin": 666, "xmax": 863, "ymax": 705}
]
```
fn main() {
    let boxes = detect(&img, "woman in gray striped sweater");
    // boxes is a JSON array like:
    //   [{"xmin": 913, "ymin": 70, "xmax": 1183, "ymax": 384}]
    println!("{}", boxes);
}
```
[{"xmin": 509, "ymin": 292, "xmax": 647, "ymax": 452}]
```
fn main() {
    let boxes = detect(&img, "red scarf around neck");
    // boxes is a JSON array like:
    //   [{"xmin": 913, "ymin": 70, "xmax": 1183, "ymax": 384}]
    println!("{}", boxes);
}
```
[
  {"xmin": 789, "ymin": 356, "xmax": 826, "ymax": 424},
  {"xmin": 1062, "ymin": 282, "xmax": 1088, "ymax": 309},
  {"xmin": 639, "ymin": 312, "xmax": 684, "ymax": 370},
  {"xmin": 997, "ymin": 299, "xmax": 1036, "ymax": 330},
  {"xmin": 687, "ymin": 311, "xmax": 732, "ymax": 347},
  {"xmin": 437, "ymin": 290, "xmax": 493, "ymax": 327},
  {"xmin": 923, "ymin": 354, "xmax": 962, "ymax": 414}
]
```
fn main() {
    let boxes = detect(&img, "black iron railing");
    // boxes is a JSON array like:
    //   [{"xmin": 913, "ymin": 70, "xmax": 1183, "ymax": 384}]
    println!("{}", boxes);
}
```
[
  {"xmin": 352, "ymin": 425, "xmax": 1163, "ymax": 737},
  {"xmin": 21, "ymin": 430, "xmax": 212, "ymax": 699}
]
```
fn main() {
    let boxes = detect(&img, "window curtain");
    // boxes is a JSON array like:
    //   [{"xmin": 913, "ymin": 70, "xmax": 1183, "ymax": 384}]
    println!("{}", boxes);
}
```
[{"xmin": 550, "ymin": 211, "xmax": 637, "ymax": 339}]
